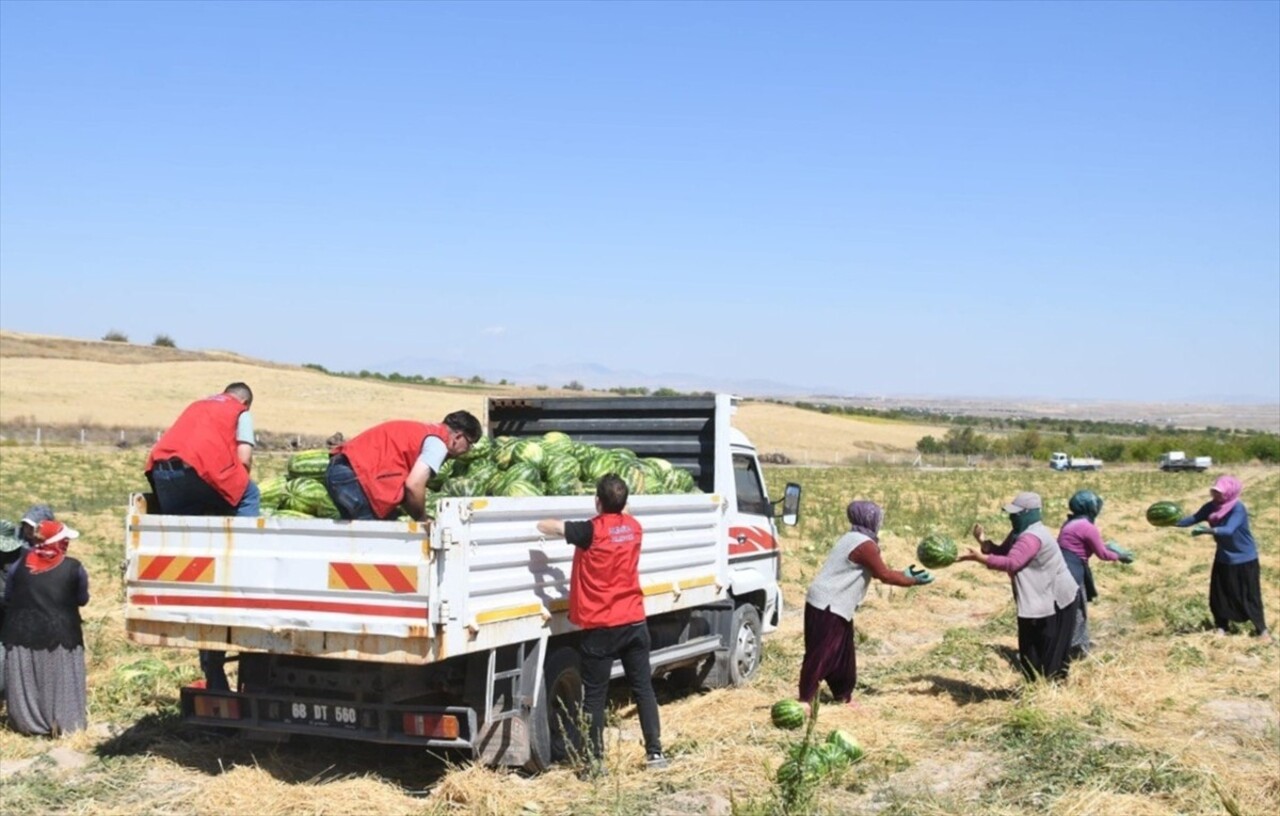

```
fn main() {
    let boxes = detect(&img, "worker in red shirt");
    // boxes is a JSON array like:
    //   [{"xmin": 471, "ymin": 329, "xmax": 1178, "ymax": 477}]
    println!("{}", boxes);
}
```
[
  {"xmin": 538, "ymin": 473, "xmax": 667, "ymax": 774},
  {"xmin": 325, "ymin": 411, "xmax": 482, "ymax": 521}
]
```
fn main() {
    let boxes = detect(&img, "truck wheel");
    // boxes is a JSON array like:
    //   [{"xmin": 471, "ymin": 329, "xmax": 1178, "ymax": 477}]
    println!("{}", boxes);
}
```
[
  {"xmin": 527, "ymin": 646, "xmax": 584, "ymax": 770},
  {"xmin": 708, "ymin": 604, "xmax": 762, "ymax": 688}
]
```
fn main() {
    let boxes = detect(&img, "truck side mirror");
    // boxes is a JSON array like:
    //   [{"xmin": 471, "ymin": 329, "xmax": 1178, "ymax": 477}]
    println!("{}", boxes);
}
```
[{"xmin": 781, "ymin": 482, "xmax": 802, "ymax": 526}]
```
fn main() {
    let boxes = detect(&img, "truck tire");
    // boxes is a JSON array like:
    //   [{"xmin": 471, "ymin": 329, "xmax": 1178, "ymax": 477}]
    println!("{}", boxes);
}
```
[
  {"xmin": 707, "ymin": 603, "xmax": 762, "ymax": 688},
  {"xmin": 527, "ymin": 646, "xmax": 584, "ymax": 771}
]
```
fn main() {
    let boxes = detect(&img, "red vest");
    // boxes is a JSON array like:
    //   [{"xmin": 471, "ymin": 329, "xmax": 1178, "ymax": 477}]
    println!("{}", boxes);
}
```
[
  {"xmin": 335, "ymin": 421, "xmax": 450, "ymax": 519},
  {"xmin": 147, "ymin": 394, "xmax": 250, "ymax": 507},
  {"xmin": 570, "ymin": 513, "xmax": 646, "ymax": 629}
]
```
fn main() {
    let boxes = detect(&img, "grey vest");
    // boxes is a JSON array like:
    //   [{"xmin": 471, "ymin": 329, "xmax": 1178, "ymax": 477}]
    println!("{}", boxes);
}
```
[
  {"xmin": 1009, "ymin": 522, "xmax": 1080, "ymax": 619},
  {"xmin": 805, "ymin": 531, "xmax": 872, "ymax": 621}
]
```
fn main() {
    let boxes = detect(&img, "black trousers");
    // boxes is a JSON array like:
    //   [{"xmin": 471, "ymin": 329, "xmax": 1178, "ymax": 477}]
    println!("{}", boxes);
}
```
[
  {"xmin": 579, "ymin": 622, "xmax": 662, "ymax": 759},
  {"xmin": 1210, "ymin": 559, "xmax": 1268, "ymax": 634},
  {"xmin": 1017, "ymin": 598, "xmax": 1080, "ymax": 681}
]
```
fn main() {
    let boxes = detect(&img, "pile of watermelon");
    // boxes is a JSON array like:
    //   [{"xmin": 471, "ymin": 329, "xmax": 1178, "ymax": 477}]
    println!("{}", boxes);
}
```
[
  {"xmin": 774, "ymin": 728, "xmax": 865, "ymax": 785},
  {"xmin": 258, "ymin": 434, "xmax": 702, "ymax": 519}
]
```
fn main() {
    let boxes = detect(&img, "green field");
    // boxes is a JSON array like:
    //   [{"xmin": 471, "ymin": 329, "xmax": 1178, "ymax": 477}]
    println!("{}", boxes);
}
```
[{"xmin": 1, "ymin": 448, "xmax": 1277, "ymax": 815}]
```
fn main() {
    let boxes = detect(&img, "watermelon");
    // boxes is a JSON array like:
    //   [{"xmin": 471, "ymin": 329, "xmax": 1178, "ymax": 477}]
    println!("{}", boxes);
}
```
[
  {"xmin": 583, "ymin": 452, "xmax": 618, "ymax": 483},
  {"xmin": 542, "ymin": 454, "xmax": 581, "ymax": 484},
  {"xmin": 287, "ymin": 449, "xmax": 330, "ymax": 478},
  {"xmin": 775, "ymin": 753, "xmax": 825, "ymax": 786},
  {"xmin": 770, "ymin": 698, "xmax": 807, "ymax": 730},
  {"xmin": 816, "ymin": 742, "xmax": 849, "ymax": 771},
  {"xmin": 457, "ymin": 435, "xmax": 492, "ymax": 462},
  {"xmin": 1146, "ymin": 501, "xmax": 1182, "ymax": 527},
  {"xmin": 442, "ymin": 477, "xmax": 480, "ymax": 497},
  {"xmin": 492, "ymin": 437, "xmax": 518, "ymax": 469},
  {"xmin": 825, "ymin": 729, "xmax": 864, "ymax": 763},
  {"xmin": 258, "ymin": 475, "xmax": 288, "ymax": 510},
  {"xmin": 272, "ymin": 509, "xmax": 314, "ymax": 520},
  {"xmin": 499, "ymin": 479, "xmax": 544, "ymax": 498},
  {"xmin": 466, "ymin": 463, "xmax": 500, "ymax": 494},
  {"xmin": 545, "ymin": 476, "xmax": 580, "ymax": 497},
  {"xmin": 916, "ymin": 534, "xmax": 958, "ymax": 569},
  {"xmin": 540, "ymin": 431, "xmax": 573, "ymax": 453},
  {"xmin": 620, "ymin": 463, "xmax": 649, "ymax": 495},
  {"xmin": 285, "ymin": 477, "xmax": 340, "ymax": 519},
  {"xmin": 663, "ymin": 468, "xmax": 697, "ymax": 494},
  {"xmin": 512, "ymin": 439, "xmax": 545, "ymax": 468}
]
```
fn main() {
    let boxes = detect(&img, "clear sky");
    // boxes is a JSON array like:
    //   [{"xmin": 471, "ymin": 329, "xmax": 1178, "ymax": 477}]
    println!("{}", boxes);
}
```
[{"xmin": 2, "ymin": 0, "xmax": 1277, "ymax": 402}]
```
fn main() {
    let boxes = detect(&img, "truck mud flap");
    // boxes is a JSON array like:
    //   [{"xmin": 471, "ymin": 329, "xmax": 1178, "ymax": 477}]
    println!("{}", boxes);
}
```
[{"xmin": 180, "ymin": 685, "xmax": 478, "ymax": 749}]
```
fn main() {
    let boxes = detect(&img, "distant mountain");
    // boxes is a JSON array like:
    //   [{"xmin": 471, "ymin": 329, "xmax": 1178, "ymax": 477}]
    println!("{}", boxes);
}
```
[{"xmin": 368, "ymin": 356, "xmax": 835, "ymax": 398}]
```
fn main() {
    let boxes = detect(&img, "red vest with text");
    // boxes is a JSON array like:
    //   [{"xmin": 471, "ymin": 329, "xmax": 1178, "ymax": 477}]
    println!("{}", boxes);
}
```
[
  {"xmin": 147, "ymin": 394, "xmax": 250, "ymax": 507},
  {"xmin": 569, "ymin": 513, "xmax": 646, "ymax": 629},
  {"xmin": 335, "ymin": 421, "xmax": 450, "ymax": 519}
]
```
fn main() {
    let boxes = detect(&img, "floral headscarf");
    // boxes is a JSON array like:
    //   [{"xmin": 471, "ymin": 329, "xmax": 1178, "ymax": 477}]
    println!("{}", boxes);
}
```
[{"xmin": 1208, "ymin": 475, "xmax": 1242, "ymax": 525}]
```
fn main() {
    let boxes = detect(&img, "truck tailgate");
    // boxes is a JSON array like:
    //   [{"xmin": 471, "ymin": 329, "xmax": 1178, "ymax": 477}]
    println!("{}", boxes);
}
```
[{"xmin": 125, "ymin": 512, "xmax": 435, "ymax": 664}]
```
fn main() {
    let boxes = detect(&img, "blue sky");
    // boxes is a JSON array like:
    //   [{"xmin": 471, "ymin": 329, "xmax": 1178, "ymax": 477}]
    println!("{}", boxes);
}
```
[{"xmin": 2, "ymin": 0, "xmax": 1277, "ymax": 402}]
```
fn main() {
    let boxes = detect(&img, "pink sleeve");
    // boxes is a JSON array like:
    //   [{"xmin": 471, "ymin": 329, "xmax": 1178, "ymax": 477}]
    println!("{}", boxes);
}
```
[
  {"xmin": 1083, "ymin": 523, "xmax": 1117, "ymax": 561},
  {"xmin": 986, "ymin": 533, "xmax": 1040, "ymax": 573}
]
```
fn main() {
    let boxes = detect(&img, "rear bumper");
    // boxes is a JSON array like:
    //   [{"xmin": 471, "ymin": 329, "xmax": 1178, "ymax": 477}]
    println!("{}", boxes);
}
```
[{"xmin": 180, "ymin": 685, "xmax": 478, "ymax": 749}]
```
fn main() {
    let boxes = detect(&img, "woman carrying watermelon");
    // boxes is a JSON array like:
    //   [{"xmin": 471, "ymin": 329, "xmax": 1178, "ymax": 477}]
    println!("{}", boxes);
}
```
[
  {"xmin": 798, "ymin": 501, "xmax": 933, "ymax": 707},
  {"xmin": 959, "ymin": 492, "xmax": 1081, "ymax": 680},
  {"xmin": 1057, "ymin": 490, "xmax": 1134, "ymax": 656},
  {"xmin": 1175, "ymin": 475, "xmax": 1271, "ymax": 643}
]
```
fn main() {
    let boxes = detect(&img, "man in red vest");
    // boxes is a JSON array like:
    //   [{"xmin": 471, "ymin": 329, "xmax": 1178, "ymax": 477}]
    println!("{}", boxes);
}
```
[
  {"xmin": 537, "ymin": 474, "xmax": 667, "ymax": 775},
  {"xmin": 145, "ymin": 382, "xmax": 258, "ymax": 692},
  {"xmin": 325, "ymin": 411, "xmax": 482, "ymax": 521}
]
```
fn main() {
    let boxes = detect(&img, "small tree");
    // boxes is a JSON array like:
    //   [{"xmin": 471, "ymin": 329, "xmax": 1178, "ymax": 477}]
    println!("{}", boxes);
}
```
[
  {"xmin": 563, "ymin": 380, "xmax": 585, "ymax": 391},
  {"xmin": 103, "ymin": 329, "xmax": 129, "ymax": 343},
  {"xmin": 152, "ymin": 334, "xmax": 176, "ymax": 348}
]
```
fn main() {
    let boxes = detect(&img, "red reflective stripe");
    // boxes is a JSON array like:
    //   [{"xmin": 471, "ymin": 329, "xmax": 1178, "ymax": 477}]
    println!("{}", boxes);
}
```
[
  {"xmin": 140, "ymin": 556, "xmax": 175, "ymax": 580},
  {"xmin": 176, "ymin": 557, "xmax": 214, "ymax": 583},
  {"xmin": 129, "ymin": 594, "xmax": 425, "ymax": 619},
  {"xmin": 376, "ymin": 564, "xmax": 415, "ymax": 594},
  {"xmin": 331, "ymin": 562, "xmax": 370, "ymax": 591}
]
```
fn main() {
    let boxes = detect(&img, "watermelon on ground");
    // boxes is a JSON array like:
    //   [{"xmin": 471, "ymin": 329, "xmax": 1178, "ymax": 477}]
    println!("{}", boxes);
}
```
[
  {"xmin": 825, "ymin": 729, "xmax": 864, "ymax": 763},
  {"xmin": 770, "ymin": 698, "xmax": 807, "ymax": 729}
]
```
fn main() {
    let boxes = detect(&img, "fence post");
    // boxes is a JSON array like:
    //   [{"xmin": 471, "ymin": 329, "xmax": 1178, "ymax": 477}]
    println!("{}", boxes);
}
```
[
  {"xmin": 35, "ymin": 428, "xmax": 41, "ymax": 446},
  {"xmin": 81, "ymin": 428, "xmax": 86, "ymax": 444}
]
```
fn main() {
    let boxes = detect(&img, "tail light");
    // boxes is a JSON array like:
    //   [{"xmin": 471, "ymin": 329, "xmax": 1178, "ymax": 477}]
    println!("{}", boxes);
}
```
[
  {"xmin": 192, "ymin": 694, "xmax": 242, "ymax": 720},
  {"xmin": 402, "ymin": 712, "xmax": 459, "ymax": 739}
]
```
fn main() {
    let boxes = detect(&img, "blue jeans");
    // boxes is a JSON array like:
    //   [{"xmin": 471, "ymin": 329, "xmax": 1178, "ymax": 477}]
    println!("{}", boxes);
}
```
[
  {"xmin": 150, "ymin": 463, "xmax": 260, "ymax": 517},
  {"xmin": 325, "ymin": 456, "xmax": 377, "ymax": 520}
]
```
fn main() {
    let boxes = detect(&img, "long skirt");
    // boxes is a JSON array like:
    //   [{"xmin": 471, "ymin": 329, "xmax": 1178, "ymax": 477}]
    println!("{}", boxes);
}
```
[
  {"xmin": 1061, "ymin": 551, "xmax": 1098, "ymax": 653},
  {"xmin": 1016, "ymin": 598, "xmax": 1079, "ymax": 681},
  {"xmin": 798, "ymin": 603, "xmax": 856, "ymax": 703},
  {"xmin": 3, "ymin": 644, "xmax": 87, "ymax": 736},
  {"xmin": 1209, "ymin": 559, "xmax": 1268, "ymax": 634}
]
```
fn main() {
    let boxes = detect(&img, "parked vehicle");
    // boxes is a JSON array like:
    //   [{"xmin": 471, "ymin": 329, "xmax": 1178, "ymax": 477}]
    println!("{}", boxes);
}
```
[
  {"xmin": 1049, "ymin": 452, "xmax": 1103, "ymax": 471},
  {"xmin": 123, "ymin": 394, "xmax": 800, "ymax": 770},
  {"xmin": 1160, "ymin": 451, "xmax": 1212, "ymax": 472}
]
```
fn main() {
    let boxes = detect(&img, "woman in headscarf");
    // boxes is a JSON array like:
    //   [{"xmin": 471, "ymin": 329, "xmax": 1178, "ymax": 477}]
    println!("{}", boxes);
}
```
[
  {"xmin": 798, "ymin": 500, "xmax": 933, "ymax": 706},
  {"xmin": 0, "ymin": 519, "xmax": 90, "ymax": 735},
  {"xmin": 1, "ymin": 505, "xmax": 59, "ymax": 699},
  {"xmin": 1176, "ymin": 475, "xmax": 1270, "ymax": 643},
  {"xmin": 960, "ymin": 492, "xmax": 1082, "ymax": 680},
  {"xmin": 1058, "ymin": 490, "xmax": 1134, "ymax": 656}
]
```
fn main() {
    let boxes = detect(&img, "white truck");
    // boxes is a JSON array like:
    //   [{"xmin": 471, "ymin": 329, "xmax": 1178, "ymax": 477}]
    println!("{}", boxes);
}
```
[
  {"xmin": 1048, "ymin": 452, "xmax": 1103, "ymax": 471},
  {"xmin": 123, "ymin": 394, "xmax": 801, "ymax": 770},
  {"xmin": 1160, "ymin": 451, "xmax": 1212, "ymax": 472}
]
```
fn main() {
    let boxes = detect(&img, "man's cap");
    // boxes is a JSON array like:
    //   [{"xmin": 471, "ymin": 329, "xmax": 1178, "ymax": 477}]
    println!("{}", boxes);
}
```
[
  {"xmin": 1002, "ymin": 491, "xmax": 1042, "ymax": 514},
  {"xmin": 36, "ymin": 520, "xmax": 79, "ymax": 545},
  {"xmin": 20, "ymin": 504, "xmax": 55, "ymax": 528}
]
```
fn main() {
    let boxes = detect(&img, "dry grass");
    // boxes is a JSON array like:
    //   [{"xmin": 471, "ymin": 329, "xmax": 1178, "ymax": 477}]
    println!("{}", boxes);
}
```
[{"xmin": 0, "ymin": 350, "xmax": 1276, "ymax": 813}]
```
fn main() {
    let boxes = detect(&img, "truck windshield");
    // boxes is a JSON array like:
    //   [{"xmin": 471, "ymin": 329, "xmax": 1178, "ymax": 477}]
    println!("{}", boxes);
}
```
[{"xmin": 733, "ymin": 454, "xmax": 770, "ymax": 516}]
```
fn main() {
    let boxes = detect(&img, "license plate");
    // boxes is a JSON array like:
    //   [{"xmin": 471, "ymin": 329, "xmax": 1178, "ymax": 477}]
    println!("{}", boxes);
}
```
[{"xmin": 269, "ymin": 700, "xmax": 363, "ymax": 730}]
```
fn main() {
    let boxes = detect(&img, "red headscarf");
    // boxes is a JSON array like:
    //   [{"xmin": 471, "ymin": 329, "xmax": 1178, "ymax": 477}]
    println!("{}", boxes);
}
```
[
  {"xmin": 25, "ymin": 519, "xmax": 79, "ymax": 575},
  {"xmin": 1208, "ymin": 475, "xmax": 1242, "ymax": 526}
]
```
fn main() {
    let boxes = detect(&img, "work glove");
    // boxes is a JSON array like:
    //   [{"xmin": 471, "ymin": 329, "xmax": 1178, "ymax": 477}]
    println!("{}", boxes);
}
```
[
  {"xmin": 1104, "ymin": 541, "xmax": 1135, "ymax": 564},
  {"xmin": 1191, "ymin": 526, "xmax": 1213, "ymax": 537},
  {"xmin": 904, "ymin": 565, "xmax": 934, "ymax": 585}
]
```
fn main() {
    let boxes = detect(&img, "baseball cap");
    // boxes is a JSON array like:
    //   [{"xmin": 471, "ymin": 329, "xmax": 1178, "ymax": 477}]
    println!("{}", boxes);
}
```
[
  {"xmin": 1002, "ymin": 492, "xmax": 1042, "ymax": 514},
  {"xmin": 36, "ymin": 520, "xmax": 79, "ymax": 545},
  {"xmin": 20, "ymin": 504, "xmax": 55, "ymax": 528}
]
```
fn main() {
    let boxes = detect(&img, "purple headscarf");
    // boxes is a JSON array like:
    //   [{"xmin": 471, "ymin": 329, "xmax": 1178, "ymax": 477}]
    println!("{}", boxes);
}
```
[
  {"xmin": 1208, "ymin": 475, "xmax": 1242, "ymax": 525},
  {"xmin": 846, "ymin": 501, "xmax": 883, "ymax": 540}
]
